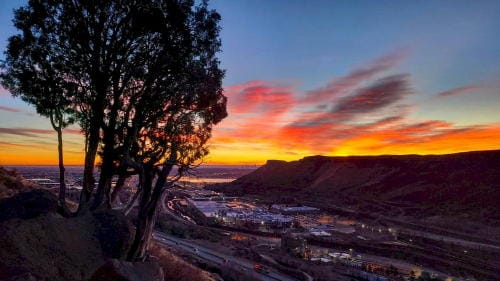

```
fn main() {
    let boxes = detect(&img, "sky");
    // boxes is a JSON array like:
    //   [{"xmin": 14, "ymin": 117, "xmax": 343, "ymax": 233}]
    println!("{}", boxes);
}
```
[{"xmin": 1, "ymin": 0, "xmax": 500, "ymax": 165}]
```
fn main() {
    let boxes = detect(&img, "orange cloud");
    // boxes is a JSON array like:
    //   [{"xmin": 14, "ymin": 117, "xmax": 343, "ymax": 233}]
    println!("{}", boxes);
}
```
[
  {"xmin": 2, "ymin": 49, "xmax": 499, "ymax": 166},
  {"xmin": 334, "ymin": 124, "xmax": 500, "ymax": 156},
  {"xmin": 207, "ymin": 50, "xmax": 499, "ymax": 165},
  {"xmin": 0, "ymin": 138, "xmax": 85, "ymax": 165}
]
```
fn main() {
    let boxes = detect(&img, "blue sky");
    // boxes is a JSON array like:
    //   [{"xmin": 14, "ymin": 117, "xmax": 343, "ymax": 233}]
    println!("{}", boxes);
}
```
[{"xmin": 211, "ymin": 0, "xmax": 500, "ymax": 89}]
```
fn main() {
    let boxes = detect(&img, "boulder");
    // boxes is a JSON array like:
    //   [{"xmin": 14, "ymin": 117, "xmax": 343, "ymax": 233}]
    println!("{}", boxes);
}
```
[
  {"xmin": 0, "ymin": 189, "xmax": 58, "ymax": 222},
  {"xmin": 0, "ymin": 197, "xmax": 133, "ymax": 281},
  {"xmin": 93, "ymin": 209, "xmax": 134, "ymax": 259},
  {"xmin": 89, "ymin": 259, "xmax": 164, "ymax": 281}
]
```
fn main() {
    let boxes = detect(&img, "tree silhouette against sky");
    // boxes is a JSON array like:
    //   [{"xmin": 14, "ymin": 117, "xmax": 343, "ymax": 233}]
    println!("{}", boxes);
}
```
[{"xmin": 1, "ymin": 0, "xmax": 227, "ymax": 260}]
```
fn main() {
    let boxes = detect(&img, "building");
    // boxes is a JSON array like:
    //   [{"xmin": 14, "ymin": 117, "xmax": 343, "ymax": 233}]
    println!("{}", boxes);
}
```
[
  {"xmin": 271, "ymin": 204, "xmax": 319, "ymax": 215},
  {"xmin": 310, "ymin": 229, "xmax": 332, "ymax": 237},
  {"xmin": 187, "ymin": 198, "xmax": 229, "ymax": 218},
  {"xmin": 281, "ymin": 232, "xmax": 310, "ymax": 258}
]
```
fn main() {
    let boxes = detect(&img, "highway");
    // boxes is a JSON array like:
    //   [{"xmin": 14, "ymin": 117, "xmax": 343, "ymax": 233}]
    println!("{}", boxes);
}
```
[{"xmin": 153, "ymin": 231, "xmax": 301, "ymax": 281}]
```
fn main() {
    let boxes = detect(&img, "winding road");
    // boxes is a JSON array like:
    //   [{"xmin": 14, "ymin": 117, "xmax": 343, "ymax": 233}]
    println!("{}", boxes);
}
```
[{"xmin": 153, "ymin": 231, "xmax": 301, "ymax": 281}]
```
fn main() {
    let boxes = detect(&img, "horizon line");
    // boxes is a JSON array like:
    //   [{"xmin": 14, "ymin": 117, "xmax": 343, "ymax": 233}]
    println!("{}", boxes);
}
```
[{"xmin": 2, "ymin": 148, "xmax": 499, "ymax": 166}]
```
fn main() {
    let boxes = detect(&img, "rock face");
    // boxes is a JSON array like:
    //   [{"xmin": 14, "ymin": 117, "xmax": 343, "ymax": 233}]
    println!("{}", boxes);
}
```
[{"xmin": 210, "ymin": 150, "xmax": 500, "ymax": 222}]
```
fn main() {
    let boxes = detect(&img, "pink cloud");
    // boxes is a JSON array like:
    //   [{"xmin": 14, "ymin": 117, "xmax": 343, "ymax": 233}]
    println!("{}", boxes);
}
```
[
  {"xmin": 225, "ymin": 80, "xmax": 295, "ymax": 115},
  {"xmin": 436, "ymin": 85, "xmax": 480, "ymax": 98},
  {"xmin": 212, "ymin": 49, "xmax": 494, "ymax": 157},
  {"xmin": 0, "ymin": 105, "xmax": 22, "ymax": 113},
  {"xmin": 0, "ymin": 127, "xmax": 82, "ymax": 137}
]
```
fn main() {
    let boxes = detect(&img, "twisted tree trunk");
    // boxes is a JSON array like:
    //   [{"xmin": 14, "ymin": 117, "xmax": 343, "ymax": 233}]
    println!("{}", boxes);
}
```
[
  {"xmin": 77, "ymin": 126, "xmax": 99, "ymax": 214},
  {"xmin": 127, "ymin": 159, "xmax": 175, "ymax": 261}
]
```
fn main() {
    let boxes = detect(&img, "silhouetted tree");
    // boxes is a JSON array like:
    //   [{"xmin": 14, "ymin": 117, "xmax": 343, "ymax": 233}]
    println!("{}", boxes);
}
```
[
  {"xmin": 1, "ymin": 4, "xmax": 76, "ymax": 214},
  {"xmin": 49, "ymin": 0, "xmax": 155, "ymax": 211},
  {"xmin": 2, "ymin": 0, "xmax": 226, "ymax": 261},
  {"xmin": 121, "ymin": 1, "xmax": 227, "ymax": 260},
  {"xmin": 0, "ymin": 0, "xmax": 123, "ymax": 210}
]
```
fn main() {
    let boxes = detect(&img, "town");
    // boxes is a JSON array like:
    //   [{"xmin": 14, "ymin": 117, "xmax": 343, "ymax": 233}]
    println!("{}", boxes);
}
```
[
  {"xmin": 12, "ymin": 166, "xmax": 500, "ymax": 281},
  {"xmin": 158, "ymin": 185, "xmax": 491, "ymax": 281}
]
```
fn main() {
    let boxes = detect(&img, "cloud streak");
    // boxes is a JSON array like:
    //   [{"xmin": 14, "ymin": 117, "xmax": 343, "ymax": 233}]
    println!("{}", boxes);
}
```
[
  {"xmin": 0, "ymin": 127, "xmax": 82, "ymax": 137},
  {"xmin": 301, "ymin": 49, "xmax": 408, "ymax": 104},
  {"xmin": 436, "ymin": 85, "xmax": 480, "ymax": 98},
  {"xmin": 0, "ymin": 105, "xmax": 22, "ymax": 113},
  {"xmin": 208, "ymin": 49, "xmax": 497, "ymax": 163},
  {"xmin": 332, "ymin": 74, "xmax": 410, "ymax": 117}
]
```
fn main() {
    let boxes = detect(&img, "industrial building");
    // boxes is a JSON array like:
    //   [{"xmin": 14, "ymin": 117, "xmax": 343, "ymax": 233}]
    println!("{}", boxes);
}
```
[{"xmin": 271, "ymin": 204, "xmax": 320, "ymax": 215}]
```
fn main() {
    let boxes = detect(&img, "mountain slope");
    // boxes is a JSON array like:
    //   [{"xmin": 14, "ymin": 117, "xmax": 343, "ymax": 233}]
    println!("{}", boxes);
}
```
[{"xmin": 210, "ymin": 150, "xmax": 500, "ymax": 223}]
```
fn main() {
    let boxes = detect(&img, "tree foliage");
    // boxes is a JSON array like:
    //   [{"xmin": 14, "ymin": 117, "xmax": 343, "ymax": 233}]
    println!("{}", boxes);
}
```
[
  {"xmin": 1, "ymin": 0, "xmax": 226, "ymax": 260},
  {"xmin": 1, "ymin": 1, "xmax": 76, "ymax": 213}
]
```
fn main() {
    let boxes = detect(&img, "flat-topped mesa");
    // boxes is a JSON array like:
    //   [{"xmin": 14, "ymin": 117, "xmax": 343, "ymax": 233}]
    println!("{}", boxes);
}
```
[
  {"xmin": 208, "ymin": 149, "xmax": 500, "ymax": 222},
  {"xmin": 264, "ymin": 159, "xmax": 287, "ymax": 166},
  {"xmin": 299, "ymin": 155, "xmax": 331, "ymax": 161}
]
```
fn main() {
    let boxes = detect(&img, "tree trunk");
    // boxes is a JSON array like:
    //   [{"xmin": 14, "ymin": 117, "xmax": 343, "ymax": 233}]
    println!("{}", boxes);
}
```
[
  {"xmin": 127, "ymin": 162, "xmax": 174, "ymax": 261},
  {"xmin": 123, "ymin": 186, "xmax": 141, "ymax": 216},
  {"xmin": 56, "ymin": 126, "xmax": 70, "ymax": 215},
  {"xmin": 91, "ymin": 126, "xmax": 118, "ymax": 209},
  {"xmin": 92, "ymin": 94, "xmax": 119, "ymax": 209},
  {"xmin": 50, "ymin": 112, "xmax": 70, "ymax": 216},
  {"xmin": 127, "ymin": 168, "xmax": 154, "ymax": 261},
  {"xmin": 77, "ymin": 127, "xmax": 99, "ymax": 214},
  {"xmin": 123, "ymin": 167, "xmax": 144, "ymax": 216},
  {"xmin": 92, "ymin": 141, "xmax": 114, "ymax": 210},
  {"xmin": 111, "ymin": 174, "xmax": 127, "ymax": 206},
  {"xmin": 127, "ymin": 192, "xmax": 162, "ymax": 261}
]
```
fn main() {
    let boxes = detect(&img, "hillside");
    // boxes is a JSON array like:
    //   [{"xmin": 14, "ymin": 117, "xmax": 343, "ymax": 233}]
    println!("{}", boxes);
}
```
[
  {"xmin": 210, "ymin": 150, "xmax": 500, "ymax": 225},
  {"xmin": 0, "ymin": 168, "xmax": 217, "ymax": 281},
  {"xmin": 0, "ymin": 167, "xmax": 40, "ymax": 199}
]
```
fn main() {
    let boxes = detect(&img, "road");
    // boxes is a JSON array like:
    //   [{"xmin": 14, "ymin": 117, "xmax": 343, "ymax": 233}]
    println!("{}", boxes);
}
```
[
  {"xmin": 360, "ymin": 252, "xmax": 463, "ymax": 281},
  {"xmin": 399, "ymin": 229, "xmax": 500, "ymax": 252},
  {"xmin": 153, "ymin": 231, "xmax": 301, "ymax": 281}
]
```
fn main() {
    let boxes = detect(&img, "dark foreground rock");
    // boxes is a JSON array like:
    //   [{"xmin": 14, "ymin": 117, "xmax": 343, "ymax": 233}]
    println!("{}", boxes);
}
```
[
  {"xmin": 89, "ymin": 259, "xmax": 164, "ymax": 281},
  {"xmin": 0, "ymin": 189, "xmax": 58, "ymax": 222},
  {"xmin": 0, "ymin": 172, "xmax": 218, "ymax": 281},
  {"xmin": 0, "ymin": 190, "xmax": 134, "ymax": 281}
]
